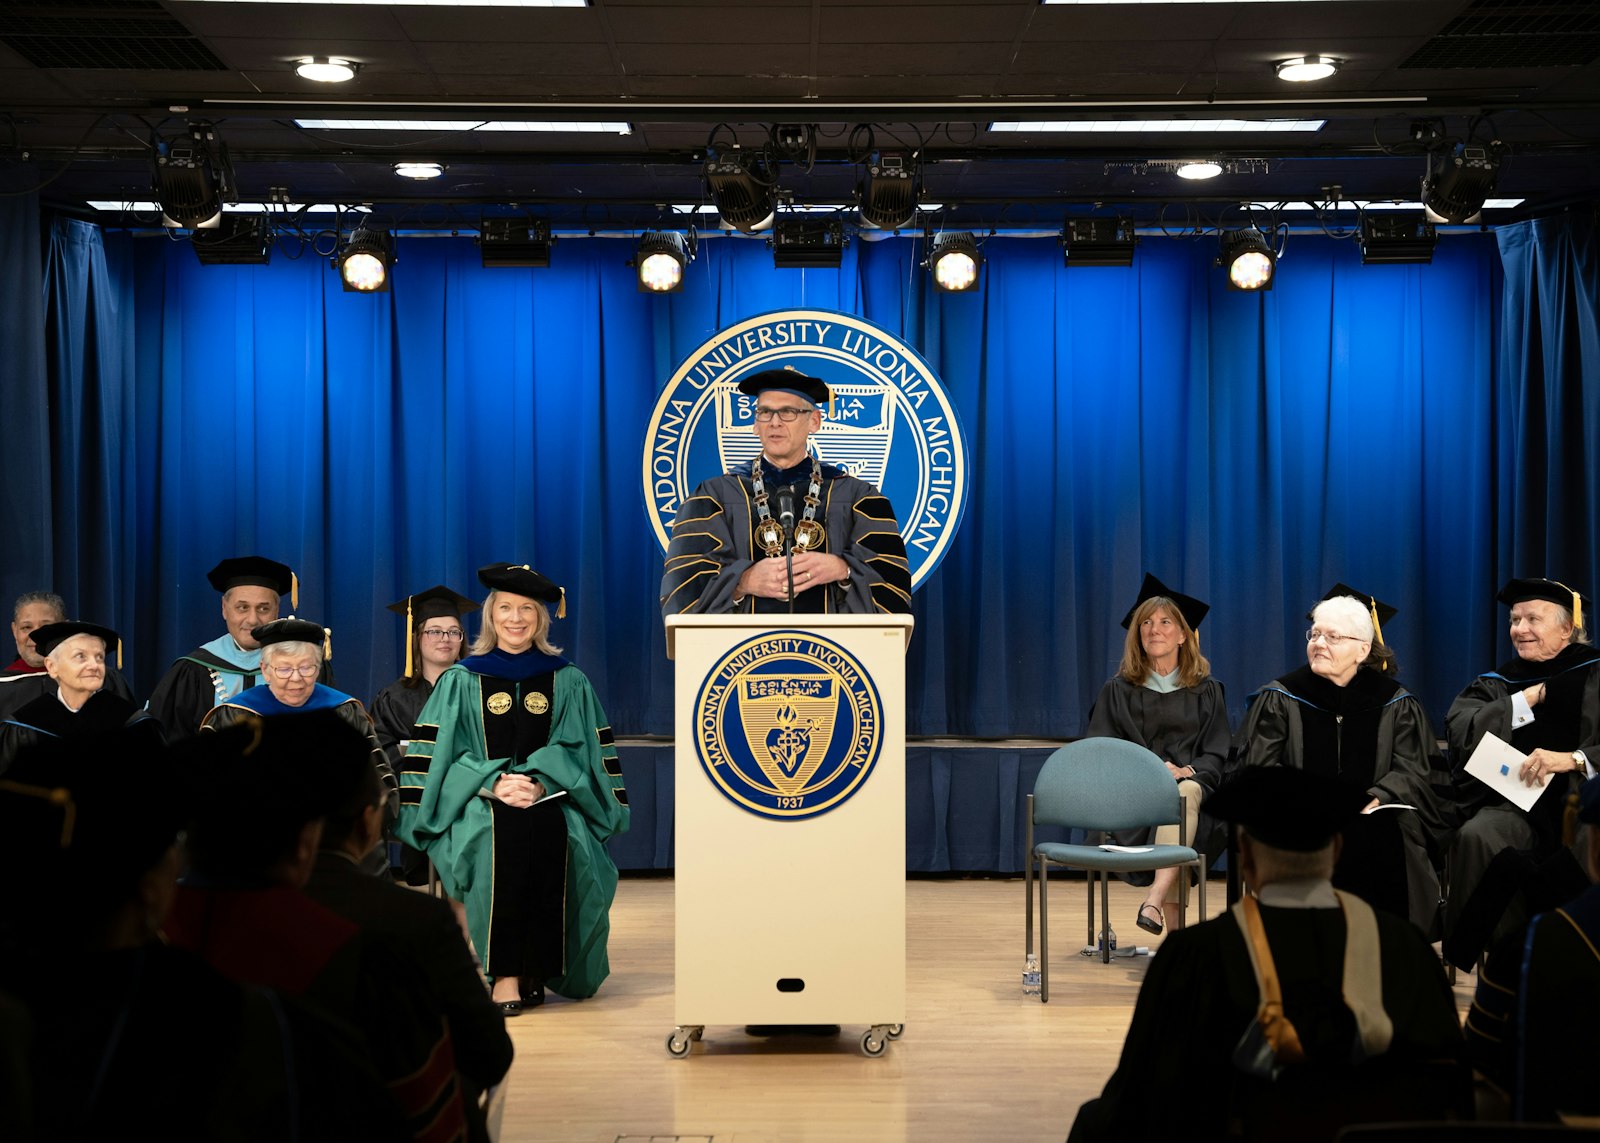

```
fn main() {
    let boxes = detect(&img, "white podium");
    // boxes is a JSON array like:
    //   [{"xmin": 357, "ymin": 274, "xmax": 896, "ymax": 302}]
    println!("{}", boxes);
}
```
[{"xmin": 665, "ymin": 613, "xmax": 913, "ymax": 1057}]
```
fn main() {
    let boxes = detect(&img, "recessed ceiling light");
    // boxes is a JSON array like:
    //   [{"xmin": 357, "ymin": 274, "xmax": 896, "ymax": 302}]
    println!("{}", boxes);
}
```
[
  {"xmin": 394, "ymin": 161, "xmax": 444, "ymax": 180},
  {"xmin": 989, "ymin": 119, "xmax": 1325, "ymax": 134},
  {"xmin": 1176, "ymin": 161, "xmax": 1223, "ymax": 180},
  {"xmin": 295, "ymin": 57, "xmax": 356, "ymax": 83},
  {"xmin": 1276, "ymin": 56, "xmax": 1341, "ymax": 83},
  {"xmin": 296, "ymin": 119, "xmax": 631, "ymax": 135}
]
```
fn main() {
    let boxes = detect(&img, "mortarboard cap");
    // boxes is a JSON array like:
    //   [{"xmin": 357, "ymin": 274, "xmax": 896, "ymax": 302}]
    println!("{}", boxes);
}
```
[
  {"xmin": 1206, "ymin": 767, "xmax": 1370, "ymax": 852},
  {"xmin": 29, "ymin": 620, "xmax": 122, "ymax": 669},
  {"xmin": 478, "ymin": 563, "xmax": 566, "ymax": 619},
  {"xmin": 251, "ymin": 617, "xmax": 331, "ymax": 662},
  {"xmin": 737, "ymin": 367, "xmax": 832, "ymax": 411},
  {"xmin": 386, "ymin": 585, "xmax": 479, "ymax": 678},
  {"xmin": 1497, "ymin": 578, "xmax": 1588, "ymax": 635},
  {"xmin": 1580, "ymin": 776, "xmax": 1600, "ymax": 827},
  {"xmin": 1315, "ymin": 583, "xmax": 1397, "ymax": 647},
  {"xmin": 1119, "ymin": 573, "xmax": 1209, "ymax": 632},
  {"xmin": 207, "ymin": 556, "xmax": 298, "ymax": 610}
]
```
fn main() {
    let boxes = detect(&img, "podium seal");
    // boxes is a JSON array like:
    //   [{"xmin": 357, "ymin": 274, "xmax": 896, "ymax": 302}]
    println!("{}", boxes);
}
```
[
  {"xmin": 642, "ymin": 308, "xmax": 968, "ymax": 590},
  {"xmin": 695, "ymin": 629, "xmax": 882, "ymax": 821}
]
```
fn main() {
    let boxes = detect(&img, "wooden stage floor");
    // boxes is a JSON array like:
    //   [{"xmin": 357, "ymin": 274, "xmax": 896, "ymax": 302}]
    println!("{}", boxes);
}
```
[{"xmin": 496, "ymin": 876, "xmax": 1475, "ymax": 1143}]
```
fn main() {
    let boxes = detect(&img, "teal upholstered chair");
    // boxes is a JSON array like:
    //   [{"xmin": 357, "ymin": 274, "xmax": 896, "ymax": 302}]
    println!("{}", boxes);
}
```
[{"xmin": 1024, "ymin": 737, "xmax": 1207, "ymax": 999}]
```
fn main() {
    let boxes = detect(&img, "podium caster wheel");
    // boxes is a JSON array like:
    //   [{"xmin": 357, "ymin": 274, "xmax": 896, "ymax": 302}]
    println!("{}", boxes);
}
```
[
  {"xmin": 886, "ymin": 1024, "xmax": 904, "ymax": 1040},
  {"xmin": 861, "ymin": 1030, "xmax": 887, "ymax": 1057},
  {"xmin": 667, "ymin": 1026, "xmax": 702, "ymax": 1058}
]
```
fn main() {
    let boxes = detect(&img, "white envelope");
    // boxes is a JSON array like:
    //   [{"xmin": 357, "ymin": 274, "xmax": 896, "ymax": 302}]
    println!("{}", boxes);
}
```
[{"xmin": 1464, "ymin": 731, "xmax": 1544, "ymax": 813}]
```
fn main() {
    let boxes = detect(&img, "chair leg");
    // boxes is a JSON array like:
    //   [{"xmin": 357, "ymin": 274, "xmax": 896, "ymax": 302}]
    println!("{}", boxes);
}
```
[
  {"xmin": 1039, "ymin": 857, "xmax": 1050, "ymax": 1004},
  {"xmin": 1085, "ymin": 870, "xmax": 1095, "ymax": 950},
  {"xmin": 1024, "ymin": 796, "xmax": 1035, "ymax": 956},
  {"xmin": 1100, "ymin": 872, "xmax": 1111, "ymax": 964}
]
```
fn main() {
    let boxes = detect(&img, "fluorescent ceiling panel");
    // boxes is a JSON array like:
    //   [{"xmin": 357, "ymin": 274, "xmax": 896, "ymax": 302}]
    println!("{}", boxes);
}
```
[
  {"xmin": 296, "ymin": 119, "xmax": 631, "ymax": 134},
  {"xmin": 990, "ymin": 119, "xmax": 1325, "ymax": 133}
]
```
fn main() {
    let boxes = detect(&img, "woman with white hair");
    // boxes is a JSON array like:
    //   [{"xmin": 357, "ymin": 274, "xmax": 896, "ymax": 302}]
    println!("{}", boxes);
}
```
[
  {"xmin": 397, "ymin": 563, "xmax": 630, "ymax": 1015},
  {"xmin": 1234, "ymin": 587, "xmax": 1450, "ymax": 933},
  {"xmin": 0, "ymin": 621, "xmax": 161, "ymax": 771},
  {"xmin": 200, "ymin": 618, "xmax": 397, "ymax": 850}
]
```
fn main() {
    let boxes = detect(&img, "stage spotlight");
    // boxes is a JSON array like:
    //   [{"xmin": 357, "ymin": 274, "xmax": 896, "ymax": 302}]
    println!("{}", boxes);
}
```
[
  {"xmin": 771, "ymin": 218, "xmax": 846, "ymax": 269},
  {"xmin": 154, "ymin": 124, "xmax": 224, "ymax": 229},
  {"xmin": 704, "ymin": 147, "xmax": 775, "ymax": 232},
  {"xmin": 859, "ymin": 151, "xmax": 917, "ymax": 230},
  {"xmin": 478, "ymin": 218, "xmax": 552, "ymax": 267},
  {"xmin": 192, "ymin": 214, "xmax": 273, "ymax": 265},
  {"xmin": 1218, "ymin": 227, "xmax": 1275, "ymax": 291},
  {"xmin": 635, "ymin": 230, "xmax": 695, "ymax": 292},
  {"xmin": 1061, "ymin": 217, "xmax": 1136, "ymax": 267},
  {"xmin": 1359, "ymin": 214, "xmax": 1437, "ymax": 264},
  {"xmin": 335, "ymin": 228, "xmax": 393, "ymax": 292},
  {"xmin": 1422, "ymin": 143, "xmax": 1501, "ymax": 224},
  {"xmin": 926, "ymin": 232, "xmax": 981, "ymax": 292}
]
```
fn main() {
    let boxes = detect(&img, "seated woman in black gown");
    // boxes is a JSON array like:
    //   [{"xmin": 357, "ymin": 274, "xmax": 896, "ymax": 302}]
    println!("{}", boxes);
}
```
[
  {"xmin": 1236, "ymin": 586, "xmax": 1450, "ymax": 934},
  {"xmin": 371, "ymin": 586, "xmax": 478, "ymax": 884},
  {"xmin": 0, "ymin": 621, "xmax": 159, "ymax": 772},
  {"xmin": 1087, "ymin": 574, "xmax": 1229, "ymax": 935}
]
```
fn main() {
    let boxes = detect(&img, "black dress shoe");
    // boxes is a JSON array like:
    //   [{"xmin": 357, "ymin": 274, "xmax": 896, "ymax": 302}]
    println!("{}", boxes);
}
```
[
  {"xmin": 521, "ymin": 981, "xmax": 545, "ymax": 1008},
  {"xmin": 497, "ymin": 999, "xmax": 523, "ymax": 1017}
]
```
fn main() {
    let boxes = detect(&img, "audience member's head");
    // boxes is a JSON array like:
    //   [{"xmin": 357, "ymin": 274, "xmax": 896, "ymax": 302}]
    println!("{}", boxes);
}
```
[
  {"xmin": 251, "ymin": 619, "xmax": 328, "ymax": 708},
  {"xmin": 318, "ymin": 734, "xmax": 386, "ymax": 860},
  {"xmin": 181, "ymin": 710, "xmax": 370, "ymax": 888},
  {"xmin": 0, "ymin": 729, "xmax": 185, "ymax": 963},
  {"xmin": 10, "ymin": 591, "xmax": 65, "ymax": 669},
  {"xmin": 1209, "ymin": 767, "xmax": 1370, "ymax": 889}
]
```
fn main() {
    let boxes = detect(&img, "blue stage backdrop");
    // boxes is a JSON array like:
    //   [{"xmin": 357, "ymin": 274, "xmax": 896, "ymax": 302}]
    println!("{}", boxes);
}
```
[{"xmin": 7, "ymin": 212, "xmax": 1599, "ymax": 759}]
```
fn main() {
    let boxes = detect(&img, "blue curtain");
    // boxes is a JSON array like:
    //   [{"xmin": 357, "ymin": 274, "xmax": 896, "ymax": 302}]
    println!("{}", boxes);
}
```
[{"xmin": 15, "ymin": 212, "xmax": 1598, "ymax": 752}]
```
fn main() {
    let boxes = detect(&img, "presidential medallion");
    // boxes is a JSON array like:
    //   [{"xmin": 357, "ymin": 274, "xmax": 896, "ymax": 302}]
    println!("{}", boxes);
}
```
[
  {"xmin": 486, "ymin": 691, "xmax": 512, "ymax": 716},
  {"xmin": 524, "ymin": 692, "xmax": 549, "ymax": 714}
]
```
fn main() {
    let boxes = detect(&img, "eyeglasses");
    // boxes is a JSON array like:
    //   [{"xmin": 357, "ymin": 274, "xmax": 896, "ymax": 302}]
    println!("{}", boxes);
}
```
[
  {"xmin": 421, "ymin": 627, "xmax": 464, "ymax": 640},
  {"xmin": 268, "ymin": 664, "xmax": 320, "ymax": 679},
  {"xmin": 753, "ymin": 407, "xmax": 811, "ymax": 424},
  {"xmin": 1305, "ymin": 629, "xmax": 1361, "ymax": 646}
]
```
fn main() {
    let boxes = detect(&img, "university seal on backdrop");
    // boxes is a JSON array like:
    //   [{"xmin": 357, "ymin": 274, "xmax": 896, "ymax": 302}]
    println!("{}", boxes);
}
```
[
  {"xmin": 642, "ymin": 308, "xmax": 969, "ymax": 590},
  {"xmin": 695, "ymin": 631, "xmax": 883, "ymax": 821}
]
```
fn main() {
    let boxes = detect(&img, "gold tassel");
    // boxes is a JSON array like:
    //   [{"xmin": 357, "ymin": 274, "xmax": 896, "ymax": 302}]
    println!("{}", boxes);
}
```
[
  {"xmin": 557, "ymin": 587, "xmax": 567, "ymax": 620},
  {"xmin": 404, "ymin": 597, "xmax": 415, "ymax": 679},
  {"xmin": 324, "ymin": 627, "xmax": 333, "ymax": 663},
  {"xmin": 1553, "ymin": 580, "xmax": 1583, "ymax": 635},
  {"xmin": 290, "ymin": 572, "xmax": 299, "ymax": 612},
  {"xmin": 116, "ymin": 637, "xmax": 123, "ymax": 671}
]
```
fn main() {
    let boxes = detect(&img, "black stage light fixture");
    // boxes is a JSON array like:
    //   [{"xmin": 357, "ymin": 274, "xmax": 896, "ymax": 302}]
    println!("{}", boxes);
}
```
[
  {"xmin": 1359, "ymin": 214, "xmax": 1437, "ymax": 265},
  {"xmin": 192, "ymin": 214, "xmax": 273, "ymax": 265},
  {"xmin": 1218, "ymin": 226, "xmax": 1275, "ymax": 291},
  {"xmin": 335, "ymin": 228, "xmax": 394, "ymax": 292},
  {"xmin": 635, "ymin": 230, "xmax": 696, "ymax": 293},
  {"xmin": 704, "ymin": 146, "xmax": 775, "ymax": 232},
  {"xmin": 859, "ymin": 151, "xmax": 917, "ymax": 230},
  {"xmin": 1421, "ymin": 143, "xmax": 1501, "ymax": 224},
  {"xmin": 154, "ymin": 122, "xmax": 226, "ymax": 229},
  {"xmin": 926, "ymin": 231, "xmax": 982, "ymax": 292},
  {"xmin": 771, "ymin": 218, "xmax": 847, "ymax": 269},
  {"xmin": 478, "ymin": 217, "xmax": 552, "ymax": 267},
  {"xmin": 1061, "ymin": 217, "xmax": 1137, "ymax": 267}
]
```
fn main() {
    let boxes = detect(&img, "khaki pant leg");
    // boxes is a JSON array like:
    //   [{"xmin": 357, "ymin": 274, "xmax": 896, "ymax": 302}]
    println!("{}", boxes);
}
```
[{"xmin": 1151, "ymin": 779, "xmax": 1204, "ymax": 905}]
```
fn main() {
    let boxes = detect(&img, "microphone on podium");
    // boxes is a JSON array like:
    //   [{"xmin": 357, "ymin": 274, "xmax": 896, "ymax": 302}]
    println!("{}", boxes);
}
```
[{"xmin": 776, "ymin": 487, "xmax": 797, "ymax": 609}]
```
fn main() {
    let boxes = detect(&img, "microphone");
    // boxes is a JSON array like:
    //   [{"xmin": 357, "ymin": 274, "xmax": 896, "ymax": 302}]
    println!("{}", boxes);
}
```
[{"xmin": 775, "ymin": 486, "xmax": 797, "ymax": 609}]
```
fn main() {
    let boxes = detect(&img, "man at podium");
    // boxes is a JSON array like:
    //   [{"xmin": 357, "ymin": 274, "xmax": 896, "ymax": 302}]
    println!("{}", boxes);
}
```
[{"xmin": 660, "ymin": 368, "xmax": 912, "ymax": 617}]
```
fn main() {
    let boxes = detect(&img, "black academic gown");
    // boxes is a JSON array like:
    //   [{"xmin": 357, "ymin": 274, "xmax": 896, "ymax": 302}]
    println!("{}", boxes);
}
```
[
  {"xmin": 1068, "ymin": 894, "xmax": 1466, "ymax": 1143},
  {"xmin": 659, "ymin": 456, "xmax": 912, "ymax": 616},
  {"xmin": 371, "ymin": 677, "xmax": 437, "ymax": 883},
  {"xmin": 1442, "ymin": 644, "xmax": 1600, "ymax": 962},
  {"xmin": 303, "ymin": 850, "xmax": 513, "ymax": 1101},
  {"xmin": 1087, "ymin": 675, "xmax": 1231, "ymax": 854},
  {"xmin": 0, "ymin": 690, "xmax": 163, "ymax": 774},
  {"xmin": 1236, "ymin": 666, "xmax": 1451, "ymax": 933}
]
